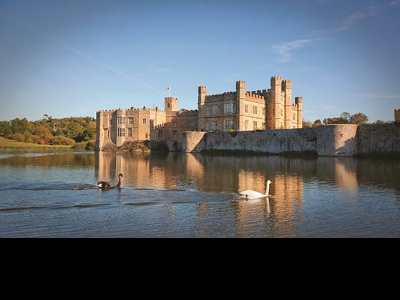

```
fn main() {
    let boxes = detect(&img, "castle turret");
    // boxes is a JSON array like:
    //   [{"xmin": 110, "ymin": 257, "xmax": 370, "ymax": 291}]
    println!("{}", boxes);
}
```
[
  {"xmin": 165, "ymin": 97, "xmax": 178, "ymax": 112},
  {"xmin": 236, "ymin": 81, "xmax": 246, "ymax": 130},
  {"xmin": 198, "ymin": 86, "xmax": 207, "ymax": 131},
  {"xmin": 271, "ymin": 76, "xmax": 284, "ymax": 129},
  {"xmin": 296, "ymin": 97, "xmax": 303, "ymax": 128},
  {"xmin": 283, "ymin": 80, "xmax": 293, "ymax": 128}
]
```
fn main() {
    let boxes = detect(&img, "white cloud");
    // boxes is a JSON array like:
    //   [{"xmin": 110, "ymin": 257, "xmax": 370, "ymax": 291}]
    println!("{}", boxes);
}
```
[
  {"xmin": 270, "ymin": 39, "xmax": 316, "ymax": 63},
  {"xmin": 390, "ymin": 0, "xmax": 400, "ymax": 8},
  {"xmin": 321, "ymin": 1, "xmax": 399, "ymax": 34},
  {"xmin": 332, "ymin": 6, "xmax": 382, "ymax": 33},
  {"xmin": 270, "ymin": 1, "xmax": 400, "ymax": 63}
]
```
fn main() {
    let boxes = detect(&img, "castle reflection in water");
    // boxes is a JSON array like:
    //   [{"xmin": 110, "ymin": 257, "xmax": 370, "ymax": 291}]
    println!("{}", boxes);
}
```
[
  {"xmin": 94, "ymin": 152, "xmax": 400, "ymax": 237},
  {"xmin": 95, "ymin": 152, "xmax": 364, "ymax": 215}
]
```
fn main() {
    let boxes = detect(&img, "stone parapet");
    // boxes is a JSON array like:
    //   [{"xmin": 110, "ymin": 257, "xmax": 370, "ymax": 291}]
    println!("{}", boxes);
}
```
[{"xmin": 183, "ymin": 125, "xmax": 363, "ymax": 157}]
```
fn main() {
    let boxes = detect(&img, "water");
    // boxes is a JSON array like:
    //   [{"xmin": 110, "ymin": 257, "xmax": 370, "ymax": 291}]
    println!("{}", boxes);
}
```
[{"xmin": 0, "ymin": 149, "xmax": 400, "ymax": 238}]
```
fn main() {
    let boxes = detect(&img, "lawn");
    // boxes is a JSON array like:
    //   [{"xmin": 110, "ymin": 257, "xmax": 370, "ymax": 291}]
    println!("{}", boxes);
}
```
[{"xmin": 0, "ymin": 136, "xmax": 73, "ymax": 149}]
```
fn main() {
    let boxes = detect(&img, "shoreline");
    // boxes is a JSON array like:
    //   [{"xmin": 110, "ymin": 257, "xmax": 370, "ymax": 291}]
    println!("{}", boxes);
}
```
[{"xmin": 0, "ymin": 137, "xmax": 73, "ymax": 150}]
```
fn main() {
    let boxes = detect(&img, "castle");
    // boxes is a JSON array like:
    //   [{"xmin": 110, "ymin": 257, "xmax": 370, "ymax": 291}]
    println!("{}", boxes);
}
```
[{"xmin": 95, "ymin": 76, "xmax": 303, "ymax": 151}]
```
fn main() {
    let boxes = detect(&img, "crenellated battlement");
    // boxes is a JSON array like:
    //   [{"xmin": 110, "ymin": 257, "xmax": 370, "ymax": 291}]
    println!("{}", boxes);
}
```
[
  {"xmin": 97, "ymin": 109, "xmax": 117, "ymax": 113},
  {"xmin": 245, "ymin": 92, "xmax": 265, "ymax": 104},
  {"xmin": 236, "ymin": 80, "xmax": 246, "ymax": 87},
  {"xmin": 245, "ymin": 92, "xmax": 264, "ymax": 99},
  {"xmin": 175, "ymin": 109, "xmax": 199, "ymax": 116},
  {"xmin": 97, "ymin": 106, "xmax": 164, "ymax": 114},
  {"xmin": 250, "ymin": 90, "xmax": 268, "ymax": 96},
  {"xmin": 205, "ymin": 92, "xmax": 237, "ymax": 102},
  {"xmin": 271, "ymin": 76, "xmax": 282, "ymax": 86},
  {"xmin": 295, "ymin": 97, "xmax": 303, "ymax": 103},
  {"xmin": 97, "ymin": 74, "xmax": 304, "ymax": 151},
  {"xmin": 154, "ymin": 123, "xmax": 167, "ymax": 130},
  {"xmin": 282, "ymin": 80, "xmax": 292, "ymax": 90},
  {"xmin": 199, "ymin": 86, "xmax": 207, "ymax": 94}
]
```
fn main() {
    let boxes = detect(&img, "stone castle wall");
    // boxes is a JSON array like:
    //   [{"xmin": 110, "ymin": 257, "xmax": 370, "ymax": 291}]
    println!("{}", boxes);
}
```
[
  {"xmin": 183, "ymin": 124, "xmax": 400, "ymax": 157},
  {"xmin": 357, "ymin": 123, "xmax": 400, "ymax": 155}
]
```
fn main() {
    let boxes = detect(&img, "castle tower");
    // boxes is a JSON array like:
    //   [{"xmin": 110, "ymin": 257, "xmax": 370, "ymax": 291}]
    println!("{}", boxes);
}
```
[
  {"xmin": 198, "ymin": 86, "xmax": 207, "ymax": 131},
  {"xmin": 236, "ymin": 81, "xmax": 246, "ymax": 130},
  {"xmin": 95, "ymin": 111, "xmax": 104, "ymax": 151},
  {"xmin": 165, "ymin": 97, "xmax": 178, "ymax": 112},
  {"xmin": 395, "ymin": 109, "xmax": 400, "ymax": 123},
  {"xmin": 296, "ymin": 97, "xmax": 303, "ymax": 128},
  {"xmin": 271, "ymin": 76, "xmax": 284, "ymax": 129},
  {"xmin": 282, "ymin": 80, "xmax": 292, "ymax": 128}
]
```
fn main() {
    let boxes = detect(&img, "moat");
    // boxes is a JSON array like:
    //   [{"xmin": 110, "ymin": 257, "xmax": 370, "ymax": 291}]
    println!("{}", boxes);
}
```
[{"xmin": 1, "ymin": 149, "xmax": 400, "ymax": 238}]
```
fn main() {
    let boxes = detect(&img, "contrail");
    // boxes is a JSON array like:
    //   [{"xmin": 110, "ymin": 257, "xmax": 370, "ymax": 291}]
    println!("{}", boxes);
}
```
[
  {"xmin": 270, "ymin": 0, "xmax": 400, "ymax": 63},
  {"xmin": 61, "ymin": 43, "xmax": 165, "ymax": 95},
  {"xmin": 0, "ymin": 10, "xmax": 166, "ymax": 95}
]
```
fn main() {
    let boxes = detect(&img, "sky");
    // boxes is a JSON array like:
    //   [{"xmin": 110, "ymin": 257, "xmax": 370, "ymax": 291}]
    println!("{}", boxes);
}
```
[{"xmin": 0, "ymin": 0, "xmax": 399, "ymax": 123}]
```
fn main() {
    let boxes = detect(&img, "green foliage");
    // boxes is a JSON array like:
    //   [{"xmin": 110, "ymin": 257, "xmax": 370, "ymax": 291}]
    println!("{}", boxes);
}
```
[
  {"xmin": 0, "ymin": 115, "xmax": 96, "ymax": 146},
  {"xmin": 323, "ymin": 112, "xmax": 369, "ymax": 125},
  {"xmin": 302, "ymin": 120, "xmax": 313, "ymax": 128}
]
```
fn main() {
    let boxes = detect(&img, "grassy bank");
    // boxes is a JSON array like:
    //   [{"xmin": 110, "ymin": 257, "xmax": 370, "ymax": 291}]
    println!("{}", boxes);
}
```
[{"xmin": 0, "ymin": 136, "xmax": 73, "ymax": 149}]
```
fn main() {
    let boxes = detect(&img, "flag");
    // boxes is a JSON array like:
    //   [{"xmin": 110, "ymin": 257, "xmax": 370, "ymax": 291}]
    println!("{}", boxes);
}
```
[{"xmin": 167, "ymin": 86, "xmax": 171, "ymax": 91}]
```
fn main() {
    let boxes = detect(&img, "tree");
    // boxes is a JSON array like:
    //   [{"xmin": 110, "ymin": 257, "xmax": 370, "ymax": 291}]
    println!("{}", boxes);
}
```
[
  {"xmin": 303, "ymin": 120, "xmax": 313, "ymax": 128},
  {"xmin": 350, "ymin": 112, "xmax": 369, "ymax": 125},
  {"xmin": 0, "ymin": 121, "xmax": 12, "ymax": 136},
  {"xmin": 324, "ymin": 112, "xmax": 369, "ymax": 125},
  {"xmin": 34, "ymin": 126, "xmax": 53, "ymax": 141},
  {"xmin": 340, "ymin": 112, "xmax": 351, "ymax": 123},
  {"xmin": 10, "ymin": 118, "xmax": 34, "ymax": 134},
  {"xmin": 313, "ymin": 119, "xmax": 322, "ymax": 127}
]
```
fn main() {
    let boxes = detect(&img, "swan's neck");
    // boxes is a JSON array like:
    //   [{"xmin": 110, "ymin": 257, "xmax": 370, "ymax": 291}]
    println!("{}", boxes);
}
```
[{"xmin": 265, "ymin": 183, "xmax": 270, "ymax": 196}]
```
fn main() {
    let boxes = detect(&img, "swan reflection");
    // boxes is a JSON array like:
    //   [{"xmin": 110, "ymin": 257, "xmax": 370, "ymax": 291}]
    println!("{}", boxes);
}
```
[{"xmin": 95, "ymin": 152, "xmax": 364, "ymax": 229}]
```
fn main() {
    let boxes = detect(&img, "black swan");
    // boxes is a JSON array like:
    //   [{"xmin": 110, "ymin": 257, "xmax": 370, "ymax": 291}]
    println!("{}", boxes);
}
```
[{"xmin": 98, "ymin": 173, "xmax": 123, "ymax": 190}]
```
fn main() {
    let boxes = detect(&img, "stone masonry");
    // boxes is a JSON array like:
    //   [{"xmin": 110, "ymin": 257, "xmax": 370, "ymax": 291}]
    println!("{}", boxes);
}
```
[{"xmin": 95, "ymin": 75, "xmax": 303, "ymax": 151}]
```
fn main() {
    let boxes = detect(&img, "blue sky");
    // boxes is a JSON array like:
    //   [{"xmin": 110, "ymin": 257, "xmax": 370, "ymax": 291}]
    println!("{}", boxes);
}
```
[{"xmin": 0, "ymin": 0, "xmax": 399, "ymax": 123}]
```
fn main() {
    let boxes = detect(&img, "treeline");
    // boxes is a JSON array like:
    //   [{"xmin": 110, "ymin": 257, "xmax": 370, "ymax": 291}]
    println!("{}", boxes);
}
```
[
  {"xmin": 303, "ymin": 111, "xmax": 394, "ymax": 128},
  {"xmin": 0, "ymin": 115, "xmax": 96, "ymax": 149}
]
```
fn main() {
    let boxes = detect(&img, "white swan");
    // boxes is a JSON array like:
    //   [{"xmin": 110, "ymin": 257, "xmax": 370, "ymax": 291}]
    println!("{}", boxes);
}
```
[{"xmin": 239, "ymin": 180, "xmax": 272, "ymax": 200}]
